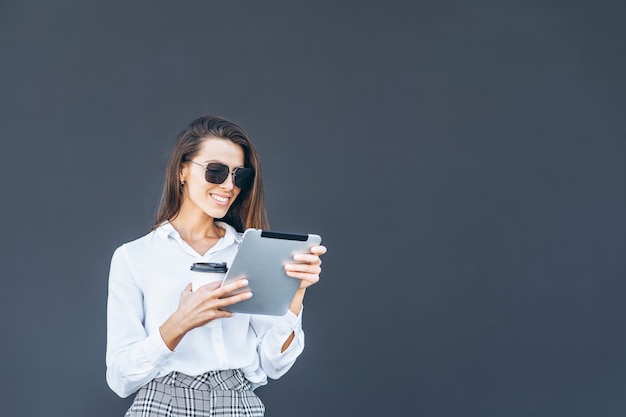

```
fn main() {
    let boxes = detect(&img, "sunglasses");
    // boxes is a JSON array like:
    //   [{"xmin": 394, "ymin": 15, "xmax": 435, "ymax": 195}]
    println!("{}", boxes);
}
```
[{"xmin": 186, "ymin": 160, "xmax": 254, "ymax": 189}]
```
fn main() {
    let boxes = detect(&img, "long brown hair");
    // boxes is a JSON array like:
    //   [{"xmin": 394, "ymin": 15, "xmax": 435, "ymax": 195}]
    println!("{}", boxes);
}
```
[{"xmin": 152, "ymin": 115, "xmax": 269, "ymax": 232}]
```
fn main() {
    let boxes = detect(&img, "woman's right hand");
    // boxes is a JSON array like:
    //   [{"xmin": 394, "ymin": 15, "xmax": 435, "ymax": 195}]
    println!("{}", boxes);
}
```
[{"xmin": 159, "ymin": 279, "xmax": 252, "ymax": 351}]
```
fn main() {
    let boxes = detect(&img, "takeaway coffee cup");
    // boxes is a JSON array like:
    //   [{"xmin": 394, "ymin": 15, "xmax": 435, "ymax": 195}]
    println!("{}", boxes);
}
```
[
  {"xmin": 190, "ymin": 262, "xmax": 228, "ymax": 292},
  {"xmin": 190, "ymin": 262, "xmax": 228, "ymax": 328}
]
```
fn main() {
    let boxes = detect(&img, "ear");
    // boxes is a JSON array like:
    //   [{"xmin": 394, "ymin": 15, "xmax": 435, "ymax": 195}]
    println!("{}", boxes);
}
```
[{"xmin": 180, "ymin": 162, "xmax": 189, "ymax": 184}]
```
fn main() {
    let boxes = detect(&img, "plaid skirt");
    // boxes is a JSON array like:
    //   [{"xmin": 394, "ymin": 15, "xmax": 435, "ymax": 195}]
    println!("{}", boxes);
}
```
[{"xmin": 125, "ymin": 370, "xmax": 265, "ymax": 417}]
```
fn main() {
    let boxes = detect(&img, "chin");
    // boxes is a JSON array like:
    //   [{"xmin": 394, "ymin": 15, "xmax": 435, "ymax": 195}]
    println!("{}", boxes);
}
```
[{"xmin": 204, "ymin": 207, "xmax": 231, "ymax": 220}]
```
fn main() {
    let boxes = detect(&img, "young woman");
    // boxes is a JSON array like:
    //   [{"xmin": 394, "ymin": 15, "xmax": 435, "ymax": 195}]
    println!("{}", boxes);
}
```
[{"xmin": 106, "ymin": 115, "xmax": 327, "ymax": 416}]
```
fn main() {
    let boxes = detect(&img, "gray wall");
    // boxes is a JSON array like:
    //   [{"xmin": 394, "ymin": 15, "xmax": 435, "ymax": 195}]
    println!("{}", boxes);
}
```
[{"xmin": 1, "ymin": 1, "xmax": 625, "ymax": 416}]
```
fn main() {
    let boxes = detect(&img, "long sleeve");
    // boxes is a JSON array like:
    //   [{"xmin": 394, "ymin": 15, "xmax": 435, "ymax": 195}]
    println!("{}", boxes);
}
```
[{"xmin": 105, "ymin": 246, "xmax": 174, "ymax": 398}]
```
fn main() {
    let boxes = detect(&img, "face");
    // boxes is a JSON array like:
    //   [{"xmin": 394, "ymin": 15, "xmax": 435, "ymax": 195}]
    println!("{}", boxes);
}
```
[{"xmin": 179, "ymin": 137, "xmax": 246, "ymax": 220}]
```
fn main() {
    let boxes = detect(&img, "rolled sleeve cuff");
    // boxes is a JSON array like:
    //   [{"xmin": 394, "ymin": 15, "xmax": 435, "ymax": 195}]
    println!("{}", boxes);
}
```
[
  {"xmin": 258, "ymin": 308, "xmax": 305, "ymax": 377},
  {"xmin": 107, "ymin": 332, "xmax": 174, "ymax": 398}
]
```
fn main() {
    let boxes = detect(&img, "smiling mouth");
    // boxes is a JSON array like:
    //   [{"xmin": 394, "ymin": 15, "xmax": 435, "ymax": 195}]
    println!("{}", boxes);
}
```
[{"xmin": 211, "ymin": 194, "xmax": 230, "ymax": 203}]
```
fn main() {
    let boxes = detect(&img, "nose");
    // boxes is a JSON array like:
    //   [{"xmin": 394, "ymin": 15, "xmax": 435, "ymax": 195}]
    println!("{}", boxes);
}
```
[{"xmin": 220, "ymin": 172, "xmax": 235, "ymax": 190}]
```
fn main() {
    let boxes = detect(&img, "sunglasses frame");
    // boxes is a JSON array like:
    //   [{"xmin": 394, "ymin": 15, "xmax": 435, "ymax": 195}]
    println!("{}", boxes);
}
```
[{"xmin": 186, "ymin": 160, "xmax": 254, "ymax": 189}]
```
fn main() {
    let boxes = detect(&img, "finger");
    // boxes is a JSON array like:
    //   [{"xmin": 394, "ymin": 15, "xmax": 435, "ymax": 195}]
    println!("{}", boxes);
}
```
[
  {"xmin": 285, "ymin": 270, "xmax": 320, "ymax": 285},
  {"xmin": 285, "ymin": 269, "xmax": 320, "ymax": 280},
  {"xmin": 204, "ymin": 279, "xmax": 249, "ymax": 299},
  {"xmin": 221, "ymin": 278, "xmax": 249, "ymax": 293},
  {"xmin": 199, "ymin": 278, "xmax": 248, "ymax": 294},
  {"xmin": 285, "ymin": 263, "xmax": 322, "ymax": 275},
  {"xmin": 310, "ymin": 245, "xmax": 327, "ymax": 255},
  {"xmin": 216, "ymin": 290, "xmax": 253, "ymax": 308},
  {"xmin": 211, "ymin": 309, "xmax": 236, "ymax": 319},
  {"xmin": 292, "ymin": 253, "xmax": 322, "ymax": 264}
]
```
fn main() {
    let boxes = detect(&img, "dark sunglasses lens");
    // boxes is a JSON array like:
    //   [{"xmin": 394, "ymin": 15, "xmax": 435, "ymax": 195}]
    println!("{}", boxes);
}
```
[
  {"xmin": 233, "ymin": 167, "xmax": 254, "ymax": 188},
  {"xmin": 204, "ymin": 163, "xmax": 229, "ymax": 184}
]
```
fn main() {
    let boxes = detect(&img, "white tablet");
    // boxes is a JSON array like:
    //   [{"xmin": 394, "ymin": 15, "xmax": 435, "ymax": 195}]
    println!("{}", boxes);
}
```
[{"xmin": 221, "ymin": 229, "xmax": 322, "ymax": 316}]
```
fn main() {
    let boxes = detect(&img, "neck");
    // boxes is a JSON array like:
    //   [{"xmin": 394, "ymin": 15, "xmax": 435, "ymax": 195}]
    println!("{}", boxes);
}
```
[{"xmin": 170, "ymin": 206, "xmax": 223, "ymax": 242}]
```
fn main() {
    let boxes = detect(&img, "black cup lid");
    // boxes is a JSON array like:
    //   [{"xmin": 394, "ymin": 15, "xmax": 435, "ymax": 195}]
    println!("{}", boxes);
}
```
[{"xmin": 190, "ymin": 262, "xmax": 228, "ymax": 273}]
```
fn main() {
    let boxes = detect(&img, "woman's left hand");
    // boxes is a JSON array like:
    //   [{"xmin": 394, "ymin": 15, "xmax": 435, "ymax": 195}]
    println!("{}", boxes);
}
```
[{"xmin": 284, "ymin": 245, "xmax": 327, "ymax": 289}]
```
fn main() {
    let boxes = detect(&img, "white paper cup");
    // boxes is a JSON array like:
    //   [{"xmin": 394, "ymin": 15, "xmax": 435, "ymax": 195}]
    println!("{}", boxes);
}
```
[
  {"xmin": 190, "ymin": 262, "xmax": 228, "ymax": 327},
  {"xmin": 190, "ymin": 262, "xmax": 227, "ymax": 291}
]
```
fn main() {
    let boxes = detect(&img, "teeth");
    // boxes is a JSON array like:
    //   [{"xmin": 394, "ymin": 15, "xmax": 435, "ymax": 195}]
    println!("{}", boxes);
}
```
[{"xmin": 212, "ymin": 194, "xmax": 229, "ymax": 203}]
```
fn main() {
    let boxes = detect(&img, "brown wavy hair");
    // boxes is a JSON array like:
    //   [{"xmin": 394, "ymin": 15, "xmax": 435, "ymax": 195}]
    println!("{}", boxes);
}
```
[{"xmin": 152, "ymin": 115, "xmax": 269, "ymax": 232}]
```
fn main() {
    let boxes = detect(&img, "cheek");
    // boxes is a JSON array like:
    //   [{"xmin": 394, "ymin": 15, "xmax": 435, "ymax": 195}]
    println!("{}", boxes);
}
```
[
  {"xmin": 190, "ymin": 181, "xmax": 206, "ymax": 195},
  {"xmin": 186, "ymin": 182, "xmax": 210, "ymax": 202}
]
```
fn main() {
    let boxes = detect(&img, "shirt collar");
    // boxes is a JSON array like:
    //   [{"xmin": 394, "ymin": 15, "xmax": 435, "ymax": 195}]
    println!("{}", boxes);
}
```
[
  {"xmin": 215, "ymin": 221, "xmax": 242, "ymax": 245},
  {"xmin": 154, "ymin": 221, "xmax": 177, "ymax": 240}
]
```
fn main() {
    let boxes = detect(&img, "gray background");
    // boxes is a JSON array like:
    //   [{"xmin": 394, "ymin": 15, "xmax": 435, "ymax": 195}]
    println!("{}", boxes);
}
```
[{"xmin": 1, "ymin": 1, "xmax": 625, "ymax": 416}]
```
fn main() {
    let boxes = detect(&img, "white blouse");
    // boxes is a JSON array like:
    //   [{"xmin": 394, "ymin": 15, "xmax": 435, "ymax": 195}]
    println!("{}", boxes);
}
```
[{"xmin": 106, "ymin": 221, "xmax": 304, "ymax": 398}]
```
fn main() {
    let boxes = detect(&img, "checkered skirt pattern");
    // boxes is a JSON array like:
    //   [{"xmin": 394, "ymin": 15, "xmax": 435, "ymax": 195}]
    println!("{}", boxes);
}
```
[{"xmin": 124, "ymin": 370, "xmax": 265, "ymax": 417}]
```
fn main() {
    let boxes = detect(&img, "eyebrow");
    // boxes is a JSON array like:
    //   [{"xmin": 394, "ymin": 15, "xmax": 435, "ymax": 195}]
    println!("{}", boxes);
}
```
[{"xmin": 201, "ymin": 160, "xmax": 246, "ymax": 168}]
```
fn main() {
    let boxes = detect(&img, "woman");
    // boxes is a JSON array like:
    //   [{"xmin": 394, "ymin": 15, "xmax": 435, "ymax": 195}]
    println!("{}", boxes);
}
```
[{"xmin": 106, "ymin": 115, "xmax": 327, "ymax": 416}]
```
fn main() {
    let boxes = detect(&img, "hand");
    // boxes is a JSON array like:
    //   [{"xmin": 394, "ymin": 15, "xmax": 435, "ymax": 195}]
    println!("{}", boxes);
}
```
[
  {"xmin": 159, "ymin": 279, "xmax": 252, "ymax": 350},
  {"xmin": 179, "ymin": 279, "xmax": 253, "ymax": 327},
  {"xmin": 284, "ymin": 245, "xmax": 327, "ymax": 289}
]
